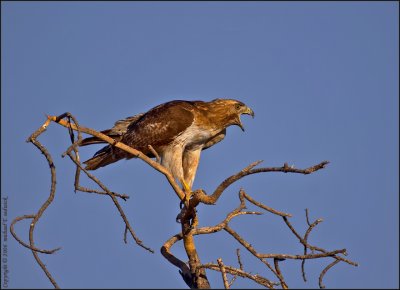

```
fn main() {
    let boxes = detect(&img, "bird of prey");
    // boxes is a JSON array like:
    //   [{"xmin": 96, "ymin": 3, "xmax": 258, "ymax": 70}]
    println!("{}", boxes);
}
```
[{"xmin": 80, "ymin": 99, "xmax": 254, "ymax": 199}]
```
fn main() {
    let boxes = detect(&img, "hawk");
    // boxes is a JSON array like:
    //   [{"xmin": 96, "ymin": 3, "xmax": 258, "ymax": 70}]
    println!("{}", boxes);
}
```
[{"xmin": 81, "ymin": 99, "xmax": 254, "ymax": 197}]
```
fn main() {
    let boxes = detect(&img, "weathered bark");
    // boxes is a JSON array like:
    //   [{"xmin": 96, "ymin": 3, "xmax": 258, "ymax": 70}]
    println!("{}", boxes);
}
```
[{"xmin": 182, "ymin": 217, "xmax": 210, "ymax": 289}]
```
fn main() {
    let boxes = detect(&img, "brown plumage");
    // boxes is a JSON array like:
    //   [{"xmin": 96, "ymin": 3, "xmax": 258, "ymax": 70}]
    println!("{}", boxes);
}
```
[{"xmin": 81, "ymin": 99, "xmax": 254, "ymax": 189}]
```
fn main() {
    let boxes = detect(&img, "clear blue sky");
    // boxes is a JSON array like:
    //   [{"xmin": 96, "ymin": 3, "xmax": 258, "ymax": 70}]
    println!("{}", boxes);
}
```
[{"xmin": 2, "ymin": 1, "xmax": 398, "ymax": 288}]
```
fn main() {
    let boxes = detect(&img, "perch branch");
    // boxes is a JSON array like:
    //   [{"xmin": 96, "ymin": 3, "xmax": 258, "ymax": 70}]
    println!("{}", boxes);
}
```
[
  {"xmin": 205, "ymin": 160, "xmax": 329, "ymax": 206},
  {"xmin": 182, "ymin": 160, "xmax": 327, "ymax": 222},
  {"xmin": 48, "ymin": 115, "xmax": 185, "ymax": 201},
  {"xmin": 15, "ymin": 113, "xmax": 358, "ymax": 289},
  {"xmin": 162, "ymin": 189, "xmax": 278, "ymax": 287}
]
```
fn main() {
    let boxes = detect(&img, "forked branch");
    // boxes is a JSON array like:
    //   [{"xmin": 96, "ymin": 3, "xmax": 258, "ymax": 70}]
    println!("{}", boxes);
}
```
[{"xmin": 12, "ymin": 113, "xmax": 357, "ymax": 289}]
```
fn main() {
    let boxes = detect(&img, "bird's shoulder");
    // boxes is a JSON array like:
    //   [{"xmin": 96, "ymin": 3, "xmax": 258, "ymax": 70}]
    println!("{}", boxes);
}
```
[
  {"xmin": 122, "ymin": 100, "xmax": 197, "ymax": 148},
  {"xmin": 128, "ymin": 100, "xmax": 196, "ymax": 130}
]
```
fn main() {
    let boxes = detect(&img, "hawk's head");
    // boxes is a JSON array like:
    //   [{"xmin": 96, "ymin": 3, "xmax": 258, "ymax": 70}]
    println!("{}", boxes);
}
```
[{"xmin": 210, "ymin": 99, "xmax": 255, "ymax": 131}]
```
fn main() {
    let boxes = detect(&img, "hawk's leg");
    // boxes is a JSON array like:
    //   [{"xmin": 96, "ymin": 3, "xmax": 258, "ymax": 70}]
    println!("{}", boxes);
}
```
[
  {"xmin": 180, "ymin": 178, "xmax": 192, "ymax": 208},
  {"xmin": 178, "ymin": 178, "xmax": 198, "ymax": 229},
  {"xmin": 182, "ymin": 147, "xmax": 201, "ymax": 207}
]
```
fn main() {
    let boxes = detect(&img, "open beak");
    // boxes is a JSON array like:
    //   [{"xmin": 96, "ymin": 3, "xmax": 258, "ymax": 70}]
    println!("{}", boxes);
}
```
[
  {"xmin": 243, "ymin": 106, "xmax": 255, "ymax": 118},
  {"xmin": 238, "ymin": 106, "xmax": 255, "ymax": 131}
]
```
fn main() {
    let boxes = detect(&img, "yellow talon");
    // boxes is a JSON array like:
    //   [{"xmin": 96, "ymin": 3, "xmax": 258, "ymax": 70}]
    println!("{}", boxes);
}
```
[{"xmin": 180, "ymin": 178, "xmax": 192, "ymax": 207}]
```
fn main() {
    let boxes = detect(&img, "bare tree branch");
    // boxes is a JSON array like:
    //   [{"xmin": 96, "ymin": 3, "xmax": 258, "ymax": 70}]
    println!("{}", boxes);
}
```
[
  {"xmin": 161, "ymin": 233, "xmax": 192, "ymax": 288},
  {"xmin": 148, "ymin": 144, "xmax": 161, "ymax": 163},
  {"xmin": 11, "ymin": 118, "xmax": 60, "ymax": 288},
  {"xmin": 66, "ymin": 151, "xmax": 154, "ymax": 253},
  {"xmin": 228, "ymin": 249, "xmax": 243, "ymax": 287},
  {"xmin": 48, "ymin": 115, "xmax": 186, "ymax": 201},
  {"xmin": 10, "ymin": 215, "xmax": 61, "ymax": 254},
  {"xmin": 13, "ymin": 113, "xmax": 357, "ymax": 289},
  {"xmin": 274, "ymin": 258, "xmax": 288, "ymax": 289},
  {"xmin": 200, "ymin": 263, "xmax": 276, "ymax": 288},
  {"xmin": 319, "ymin": 259, "xmax": 341, "ymax": 289},
  {"xmin": 72, "ymin": 185, "xmax": 129, "ymax": 200},
  {"xmin": 283, "ymin": 216, "xmax": 358, "ymax": 267},
  {"xmin": 217, "ymin": 258, "xmax": 230, "ymax": 289},
  {"xmin": 165, "ymin": 185, "xmax": 358, "ymax": 289},
  {"xmin": 242, "ymin": 190, "xmax": 292, "ymax": 217},
  {"xmin": 302, "ymin": 209, "xmax": 323, "ymax": 282}
]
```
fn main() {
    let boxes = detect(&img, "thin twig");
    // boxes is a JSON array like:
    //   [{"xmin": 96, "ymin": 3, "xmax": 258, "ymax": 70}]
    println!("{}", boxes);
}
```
[
  {"xmin": 10, "ymin": 215, "xmax": 61, "ymax": 254},
  {"xmin": 28, "ymin": 134, "xmax": 59, "ymax": 288},
  {"xmin": 217, "ymin": 258, "xmax": 230, "ymax": 289},
  {"xmin": 123, "ymin": 226, "xmax": 128, "ymax": 244},
  {"xmin": 61, "ymin": 115, "xmax": 129, "ymax": 202},
  {"xmin": 274, "ymin": 258, "xmax": 288, "ymax": 289},
  {"xmin": 305, "ymin": 208, "xmax": 311, "ymax": 226},
  {"xmin": 283, "ymin": 216, "xmax": 358, "ymax": 267},
  {"xmin": 302, "ymin": 210, "xmax": 323, "ymax": 282},
  {"xmin": 243, "ymin": 191, "xmax": 292, "ymax": 217},
  {"xmin": 74, "ymin": 185, "xmax": 129, "ymax": 200},
  {"xmin": 148, "ymin": 145, "xmax": 161, "ymax": 163},
  {"xmin": 319, "ymin": 259, "xmax": 340, "ymax": 289},
  {"xmin": 10, "ymin": 119, "xmax": 61, "ymax": 288},
  {"xmin": 66, "ymin": 151, "xmax": 154, "ymax": 253},
  {"xmin": 228, "ymin": 249, "xmax": 243, "ymax": 287},
  {"xmin": 60, "ymin": 114, "xmax": 150, "ymax": 251},
  {"xmin": 200, "ymin": 263, "xmax": 275, "ymax": 289},
  {"xmin": 302, "ymin": 209, "xmax": 312, "ymax": 281}
]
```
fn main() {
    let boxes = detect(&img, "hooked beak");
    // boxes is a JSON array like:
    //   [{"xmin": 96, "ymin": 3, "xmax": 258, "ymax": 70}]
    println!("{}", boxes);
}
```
[
  {"xmin": 243, "ymin": 106, "xmax": 255, "ymax": 118},
  {"xmin": 238, "ymin": 106, "xmax": 255, "ymax": 131}
]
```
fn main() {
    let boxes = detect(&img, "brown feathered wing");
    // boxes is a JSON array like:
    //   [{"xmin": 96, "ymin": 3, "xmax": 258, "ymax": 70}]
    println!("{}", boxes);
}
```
[{"xmin": 83, "ymin": 101, "xmax": 197, "ymax": 170}]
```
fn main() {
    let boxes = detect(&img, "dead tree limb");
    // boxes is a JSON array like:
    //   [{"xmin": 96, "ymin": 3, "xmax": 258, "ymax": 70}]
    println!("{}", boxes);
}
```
[
  {"xmin": 49, "ymin": 114, "xmax": 186, "ymax": 201},
  {"xmin": 164, "ymin": 185, "xmax": 358, "ymax": 289},
  {"xmin": 227, "ymin": 249, "xmax": 243, "ymax": 287},
  {"xmin": 11, "ymin": 118, "xmax": 61, "ymax": 288},
  {"xmin": 319, "ymin": 259, "xmax": 341, "ymax": 289},
  {"xmin": 217, "ymin": 258, "xmax": 229, "ymax": 289},
  {"xmin": 12, "ymin": 113, "xmax": 358, "ymax": 289},
  {"xmin": 11, "ymin": 113, "xmax": 153, "ymax": 288}
]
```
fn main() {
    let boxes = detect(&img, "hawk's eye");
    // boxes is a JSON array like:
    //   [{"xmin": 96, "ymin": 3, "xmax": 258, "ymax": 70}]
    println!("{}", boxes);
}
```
[{"xmin": 235, "ymin": 104, "xmax": 241, "ymax": 110}]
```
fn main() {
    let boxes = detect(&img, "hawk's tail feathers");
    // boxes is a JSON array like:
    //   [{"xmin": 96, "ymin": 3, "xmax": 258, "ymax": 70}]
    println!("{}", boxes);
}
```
[
  {"xmin": 80, "ymin": 136, "xmax": 105, "ymax": 147},
  {"xmin": 83, "ymin": 146, "xmax": 121, "ymax": 170},
  {"xmin": 79, "ymin": 129, "xmax": 116, "ymax": 147}
]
